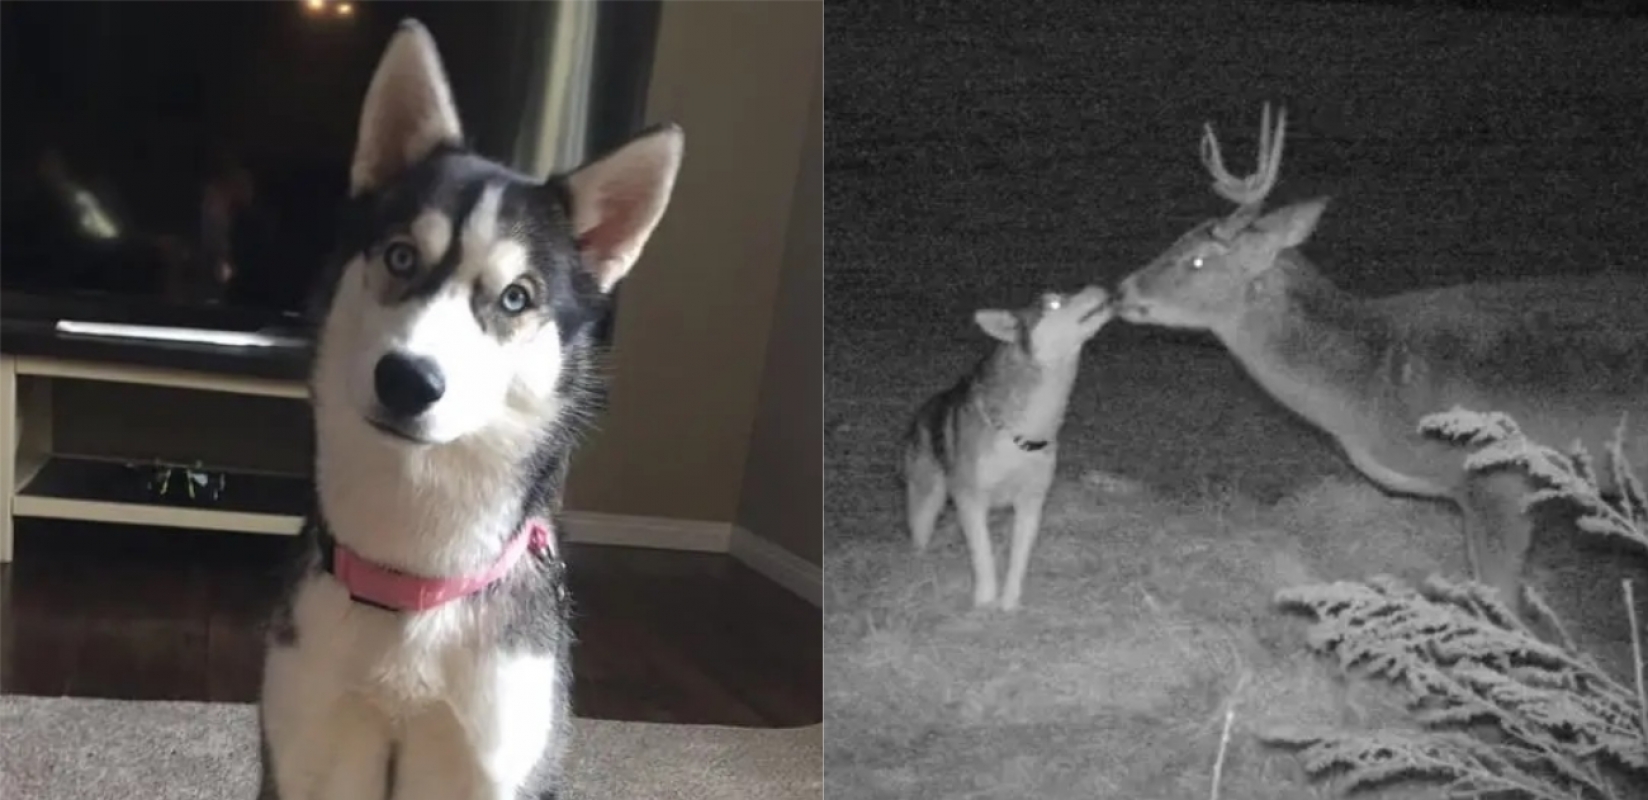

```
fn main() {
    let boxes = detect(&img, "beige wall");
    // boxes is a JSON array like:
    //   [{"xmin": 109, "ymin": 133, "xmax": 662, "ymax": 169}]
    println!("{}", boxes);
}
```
[
  {"xmin": 565, "ymin": 1, "xmax": 822, "ymax": 539},
  {"xmin": 733, "ymin": 76, "xmax": 821, "ymax": 565}
]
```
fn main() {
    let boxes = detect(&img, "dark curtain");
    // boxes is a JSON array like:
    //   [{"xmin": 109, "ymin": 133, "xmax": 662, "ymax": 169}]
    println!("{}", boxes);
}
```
[{"xmin": 586, "ymin": 0, "xmax": 663, "ymax": 350}]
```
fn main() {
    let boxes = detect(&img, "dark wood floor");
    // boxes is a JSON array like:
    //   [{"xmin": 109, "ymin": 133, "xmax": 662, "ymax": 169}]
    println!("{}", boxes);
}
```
[{"xmin": 0, "ymin": 519, "xmax": 820, "ymax": 727}]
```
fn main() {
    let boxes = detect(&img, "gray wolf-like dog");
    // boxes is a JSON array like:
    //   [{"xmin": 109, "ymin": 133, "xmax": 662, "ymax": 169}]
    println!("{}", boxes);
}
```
[{"xmin": 903, "ymin": 286, "xmax": 1113, "ymax": 610}]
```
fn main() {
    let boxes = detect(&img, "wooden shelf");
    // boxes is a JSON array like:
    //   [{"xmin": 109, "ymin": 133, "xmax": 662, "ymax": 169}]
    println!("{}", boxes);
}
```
[{"xmin": 14, "ymin": 456, "xmax": 306, "ymax": 536}]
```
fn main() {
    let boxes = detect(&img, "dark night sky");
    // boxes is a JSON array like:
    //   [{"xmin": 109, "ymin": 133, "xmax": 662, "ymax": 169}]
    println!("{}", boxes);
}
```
[{"xmin": 825, "ymin": 0, "xmax": 1648, "ymax": 337}]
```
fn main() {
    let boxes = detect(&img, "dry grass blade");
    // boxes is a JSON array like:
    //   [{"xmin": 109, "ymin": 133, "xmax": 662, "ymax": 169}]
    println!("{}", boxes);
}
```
[
  {"xmin": 1208, "ymin": 670, "xmax": 1250, "ymax": 800},
  {"xmin": 1209, "ymin": 705, "xmax": 1238, "ymax": 800},
  {"xmin": 1627, "ymin": 581, "xmax": 1647, "ymax": 760}
]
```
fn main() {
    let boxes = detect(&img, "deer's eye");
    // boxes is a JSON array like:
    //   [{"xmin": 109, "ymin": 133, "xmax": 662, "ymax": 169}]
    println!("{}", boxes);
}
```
[
  {"xmin": 1190, "ymin": 256, "xmax": 1207, "ymax": 271},
  {"xmin": 1044, "ymin": 295, "xmax": 1062, "ymax": 311}
]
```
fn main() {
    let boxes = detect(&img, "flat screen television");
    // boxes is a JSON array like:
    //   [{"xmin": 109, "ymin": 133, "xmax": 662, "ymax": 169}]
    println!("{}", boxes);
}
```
[{"xmin": 1, "ymin": 0, "xmax": 657, "ymax": 347}]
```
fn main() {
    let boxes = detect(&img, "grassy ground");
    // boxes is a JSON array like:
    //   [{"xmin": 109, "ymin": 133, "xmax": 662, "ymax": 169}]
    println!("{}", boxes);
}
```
[
  {"xmin": 824, "ymin": 331, "xmax": 1646, "ymax": 798},
  {"xmin": 824, "ymin": 2, "xmax": 1648, "ymax": 796}
]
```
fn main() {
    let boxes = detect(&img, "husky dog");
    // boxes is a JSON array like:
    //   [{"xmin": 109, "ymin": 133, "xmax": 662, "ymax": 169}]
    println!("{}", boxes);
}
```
[
  {"xmin": 903, "ymin": 286, "xmax": 1113, "ymax": 610},
  {"xmin": 258, "ymin": 21, "xmax": 682, "ymax": 800}
]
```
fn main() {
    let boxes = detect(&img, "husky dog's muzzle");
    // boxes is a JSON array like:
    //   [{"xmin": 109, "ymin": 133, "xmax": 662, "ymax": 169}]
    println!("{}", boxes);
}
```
[
  {"xmin": 367, "ymin": 350, "xmax": 446, "ymax": 442},
  {"xmin": 1072, "ymin": 285, "xmax": 1112, "ymax": 322}
]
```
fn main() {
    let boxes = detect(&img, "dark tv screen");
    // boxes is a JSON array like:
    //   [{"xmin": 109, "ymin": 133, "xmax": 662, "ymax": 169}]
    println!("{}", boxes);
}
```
[{"xmin": 0, "ymin": 0, "xmax": 575, "ymax": 327}]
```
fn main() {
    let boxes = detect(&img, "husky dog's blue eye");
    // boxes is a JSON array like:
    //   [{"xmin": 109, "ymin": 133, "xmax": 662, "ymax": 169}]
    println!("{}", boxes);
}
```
[
  {"xmin": 499, "ymin": 284, "xmax": 532, "ymax": 314},
  {"xmin": 1190, "ymin": 256, "xmax": 1206, "ymax": 270},
  {"xmin": 383, "ymin": 242, "xmax": 419, "ymax": 277}
]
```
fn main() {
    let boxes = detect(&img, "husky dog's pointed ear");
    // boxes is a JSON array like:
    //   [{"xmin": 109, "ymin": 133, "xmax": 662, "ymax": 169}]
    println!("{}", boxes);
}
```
[
  {"xmin": 350, "ymin": 20, "xmax": 463, "ymax": 196},
  {"xmin": 973, "ymin": 310, "xmax": 1019, "ymax": 343},
  {"xmin": 564, "ymin": 124, "xmax": 684, "ymax": 293}
]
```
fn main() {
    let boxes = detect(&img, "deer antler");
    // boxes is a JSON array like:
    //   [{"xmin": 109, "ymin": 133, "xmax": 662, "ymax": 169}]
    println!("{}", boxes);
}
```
[{"xmin": 1202, "ymin": 103, "xmax": 1287, "ymax": 235}]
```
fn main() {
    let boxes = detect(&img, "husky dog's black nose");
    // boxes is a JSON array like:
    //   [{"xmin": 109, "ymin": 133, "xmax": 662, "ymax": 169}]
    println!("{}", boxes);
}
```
[{"xmin": 374, "ymin": 352, "xmax": 445, "ymax": 416}]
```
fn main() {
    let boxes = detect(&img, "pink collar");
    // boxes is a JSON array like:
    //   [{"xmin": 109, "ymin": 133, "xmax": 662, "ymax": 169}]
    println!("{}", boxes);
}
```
[{"xmin": 321, "ymin": 518, "xmax": 559, "ymax": 612}]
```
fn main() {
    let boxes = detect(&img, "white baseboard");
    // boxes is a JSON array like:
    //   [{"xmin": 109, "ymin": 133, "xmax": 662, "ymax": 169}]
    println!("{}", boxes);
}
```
[
  {"xmin": 728, "ymin": 526, "xmax": 822, "ymax": 608},
  {"xmin": 560, "ymin": 510, "xmax": 821, "ymax": 607}
]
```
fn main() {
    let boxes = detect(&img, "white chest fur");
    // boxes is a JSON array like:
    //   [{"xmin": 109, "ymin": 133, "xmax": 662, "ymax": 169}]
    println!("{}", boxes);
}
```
[
  {"xmin": 305, "ymin": 577, "xmax": 489, "ymax": 710},
  {"xmin": 261, "ymin": 574, "xmax": 562, "ymax": 800},
  {"xmin": 974, "ymin": 436, "xmax": 1056, "ymax": 508}
]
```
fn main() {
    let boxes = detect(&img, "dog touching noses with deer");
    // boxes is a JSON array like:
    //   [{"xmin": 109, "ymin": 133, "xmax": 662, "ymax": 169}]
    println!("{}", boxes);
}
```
[
  {"xmin": 903, "ymin": 286, "xmax": 1115, "ymax": 611},
  {"xmin": 1114, "ymin": 103, "xmax": 1648, "ymax": 621}
]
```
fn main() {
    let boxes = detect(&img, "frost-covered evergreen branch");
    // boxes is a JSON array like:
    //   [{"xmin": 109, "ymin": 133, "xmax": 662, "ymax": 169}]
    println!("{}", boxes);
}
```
[
  {"xmin": 1421, "ymin": 408, "xmax": 1648, "ymax": 555},
  {"xmin": 1262, "ymin": 726, "xmax": 1601, "ymax": 800},
  {"xmin": 1261, "ymin": 409, "xmax": 1648, "ymax": 798},
  {"xmin": 1265, "ymin": 576, "xmax": 1644, "ymax": 798}
]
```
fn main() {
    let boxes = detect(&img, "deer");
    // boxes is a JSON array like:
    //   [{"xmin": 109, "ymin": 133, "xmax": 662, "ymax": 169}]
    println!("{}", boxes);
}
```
[{"xmin": 1114, "ymin": 103, "xmax": 1648, "ymax": 619}]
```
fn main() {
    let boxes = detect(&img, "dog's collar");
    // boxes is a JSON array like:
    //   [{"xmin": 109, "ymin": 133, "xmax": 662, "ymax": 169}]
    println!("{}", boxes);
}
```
[
  {"xmin": 972, "ymin": 397, "xmax": 1050, "ymax": 452},
  {"xmin": 317, "ymin": 518, "xmax": 559, "ymax": 612},
  {"xmin": 1014, "ymin": 436, "xmax": 1049, "ymax": 452}
]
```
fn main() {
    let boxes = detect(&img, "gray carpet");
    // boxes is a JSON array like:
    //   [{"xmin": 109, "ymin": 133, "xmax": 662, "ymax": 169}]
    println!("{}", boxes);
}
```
[{"xmin": 0, "ymin": 695, "xmax": 821, "ymax": 799}]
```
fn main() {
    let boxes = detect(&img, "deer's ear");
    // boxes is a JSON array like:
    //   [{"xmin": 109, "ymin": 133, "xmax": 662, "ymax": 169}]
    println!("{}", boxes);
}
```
[
  {"xmin": 973, "ymin": 310, "xmax": 1019, "ymax": 343},
  {"xmin": 1252, "ymin": 197, "xmax": 1329, "ymax": 251}
]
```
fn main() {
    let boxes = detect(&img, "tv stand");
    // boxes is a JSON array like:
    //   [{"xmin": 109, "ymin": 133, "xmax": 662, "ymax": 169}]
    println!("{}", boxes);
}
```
[{"xmin": 0, "ymin": 319, "xmax": 312, "ymax": 563}]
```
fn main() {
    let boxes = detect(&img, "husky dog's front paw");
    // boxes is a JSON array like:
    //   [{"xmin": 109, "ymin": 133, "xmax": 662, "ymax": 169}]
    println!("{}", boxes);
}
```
[
  {"xmin": 971, "ymin": 588, "xmax": 998, "ymax": 609},
  {"xmin": 999, "ymin": 593, "xmax": 1023, "ymax": 612}
]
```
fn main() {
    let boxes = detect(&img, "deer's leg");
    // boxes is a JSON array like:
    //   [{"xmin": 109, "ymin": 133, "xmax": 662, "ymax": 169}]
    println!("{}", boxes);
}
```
[
  {"xmin": 952, "ymin": 493, "xmax": 998, "ymax": 608},
  {"xmin": 1459, "ymin": 469, "xmax": 1537, "ymax": 617}
]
